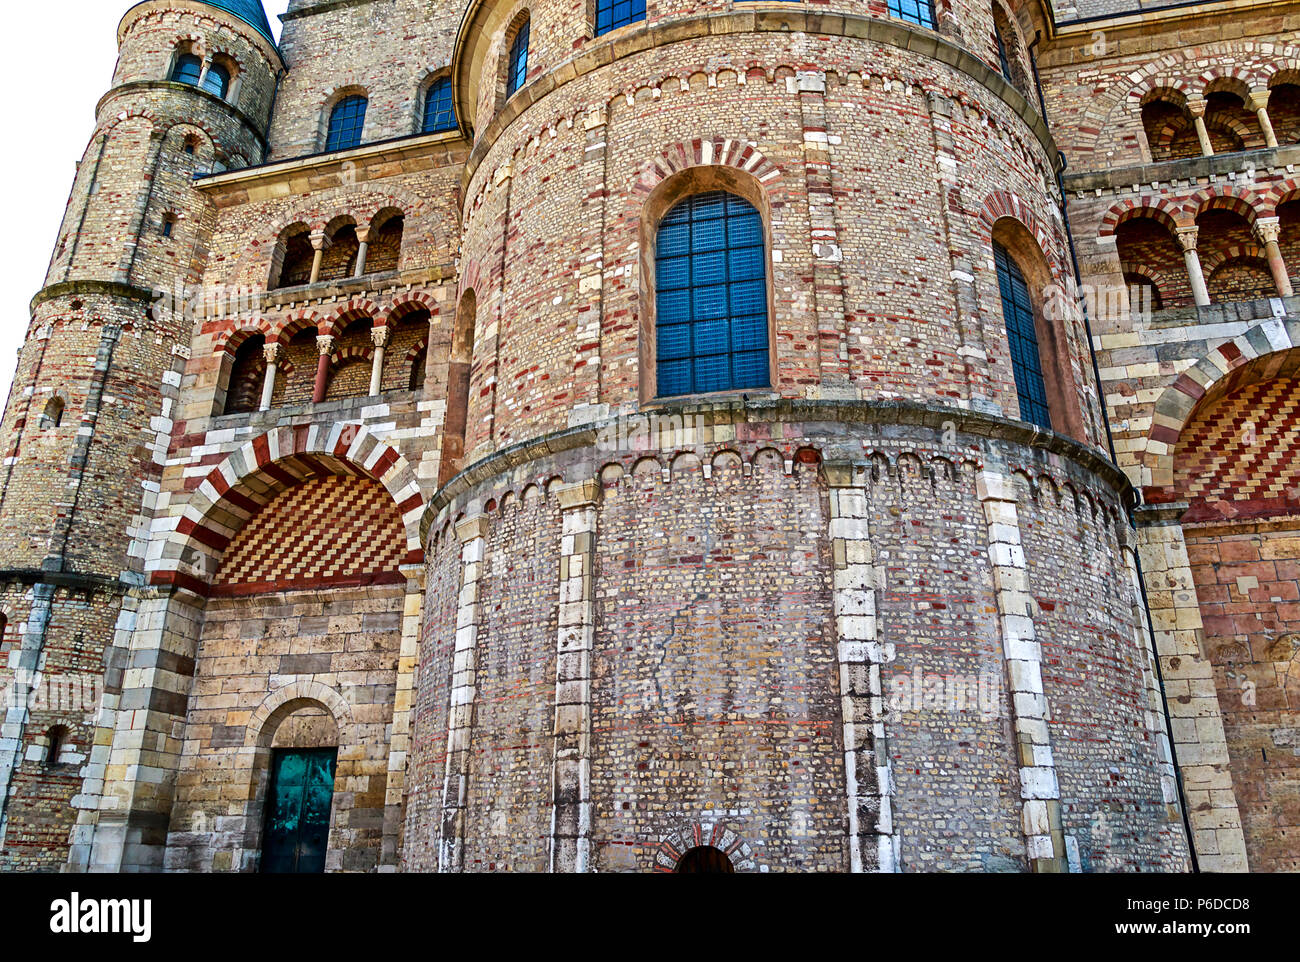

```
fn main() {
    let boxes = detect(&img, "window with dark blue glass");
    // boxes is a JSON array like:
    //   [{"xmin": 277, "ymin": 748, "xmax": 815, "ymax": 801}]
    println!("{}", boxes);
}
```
[
  {"xmin": 171, "ymin": 53, "xmax": 202, "ymax": 86},
  {"xmin": 995, "ymin": 29, "xmax": 1013, "ymax": 82},
  {"xmin": 506, "ymin": 19, "xmax": 530, "ymax": 97},
  {"xmin": 656, "ymin": 191, "xmax": 770, "ymax": 397},
  {"xmin": 326, "ymin": 95, "xmax": 368, "ymax": 152},
  {"xmin": 993, "ymin": 240, "xmax": 1052, "ymax": 431},
  {"xmin": 595, "ymin": 0, "xmax": 645, "ymax": 36},
  {"xmin": 422, "ymin": 78, "xmax": 456, "ymax": 133},
  {"xmin": 201, "ymin": 62, "xmax": 230, "ymax": 99},
  {"xmin": 888, "ymin": 0, "xmax": 935, "ymax": 29}
]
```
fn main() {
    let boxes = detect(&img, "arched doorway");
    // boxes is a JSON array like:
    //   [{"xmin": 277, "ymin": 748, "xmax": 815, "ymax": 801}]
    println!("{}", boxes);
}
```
[{"xmin": 675, "ymin": 846, "xmax": 736, "ymax": 873}]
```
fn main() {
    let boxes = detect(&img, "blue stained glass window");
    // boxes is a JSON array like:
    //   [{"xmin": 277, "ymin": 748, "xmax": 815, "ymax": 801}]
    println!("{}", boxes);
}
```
[
  {"xmin": 422, "ymin": 78, "xmax": 456, "ymax": 133},
  {"xmin": 201, "ymin": 63, "xmax": 231, "ymax": 99},
  {"xmin": 595, "ymin": 0, "xmax": 645, "ymax": 36},
  {"xmin": 993, "ymin": 240, "xmax": 1052, "ymax": 431},
  {"xmin": 326, "ymin": 95, "xmax": 368, "ymax": 152},
  {"xmin": 656, "ymin": 191, "xmax": 771, "ymax": 397},
  {"xmin": 171, "ymin": 54, "xmax": 202, "ymax": 86},
  {"xmin": 888, "ymin": 0, "xmax": 935, "ymax": 29},
  {"xmin": 506, "ymin": 19, "xmax": 530, "ymax": 98}
]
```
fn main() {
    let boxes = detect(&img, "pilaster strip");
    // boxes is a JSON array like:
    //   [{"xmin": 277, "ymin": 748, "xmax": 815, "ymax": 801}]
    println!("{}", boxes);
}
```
[
  {"xmin": 976, "ymin": 471, "xmax": 1066, "ymax": 873},
  {"xmin": 825, "ymin": 463, "xmax": 895, "ymax": 873},
  {"xmin": 1134, "ymin": 509, "xmax": 1248, "ymax": 871},
  {"xmin": 380, "ymin": 563, "xmax": 426, "ymax": 871},
  {"xmin": 548, "ymin": 480, "xmax": 601, "ymax": 872},
  {"xmin": 438, "ymin": 514, "xmax": 490, "ymax": 873}
]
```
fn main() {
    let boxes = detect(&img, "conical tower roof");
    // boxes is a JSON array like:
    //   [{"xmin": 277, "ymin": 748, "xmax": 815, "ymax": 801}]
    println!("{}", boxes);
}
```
[{"xmin": 198, "ymin": 0, "xmax": 276, "ymax": 45}]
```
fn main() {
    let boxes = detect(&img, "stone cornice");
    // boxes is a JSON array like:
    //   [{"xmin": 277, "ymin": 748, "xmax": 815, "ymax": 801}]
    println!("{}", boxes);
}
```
[
  {"xmin": 193, "ymin": 130, "xmax": 469, "ymax": 201},
  {"xmin": 422, "ymin": 398, "xmax": 1133, "ymax": 541},
  {"xmin": 29, "ymin": 280, "xmax": 158, "ymax": 315},
  {"xmin": 1063, "ymin": 144, "xmax": 1300, "ymax": 193}
]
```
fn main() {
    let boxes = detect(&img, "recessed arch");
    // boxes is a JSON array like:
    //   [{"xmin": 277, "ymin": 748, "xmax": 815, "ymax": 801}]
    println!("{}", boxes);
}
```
[{"xmin": 148, "ymin": 425, "xmax": 425, "ymax": 597}]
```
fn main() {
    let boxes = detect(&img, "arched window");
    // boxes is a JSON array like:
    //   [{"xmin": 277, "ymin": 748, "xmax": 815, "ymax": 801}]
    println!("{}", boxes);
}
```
[
  {"xmin": 595, "ymin": 0, "xmax": 645, "ymax": 36},
  {"xmin": 224, "ymin": 336, "xmax": 266, "ymax": 416},
  {"xmin": 422, "ymin": 78, "xmax": 456, "ymax": 133},
  {"xmin": 993, "ymin": 240, "xmax": 1052, "ymax": 430},
  {"xmin": 655, "ymin": 191, "xmax": 770, "ymax": 397},
  {"xmin": 409, "ymin": 346, "xmax": 427, "ymax": 392},
  {"xmin": 506, "ymin": 18, "xmax": 530, "ymax": 98},
  {"xmin": 995, "ymin": 28, "xmax": 1013, "ymax": 83},
  {"xmin": 171, "ymin": 53, "xmax": 202, "ymax": 86},
  {"xmin": 272, "ymin": 227, "xmax": 315, "ymax": 289},
  {"xmin": 162, "ymin": 213, "xmax": 176, "ymax": 238},
  {"xmin": 40, "ymin": 397, "xmax": 64, "ymax": 429},
  {"xmin": 45, "ymin": 726, "xmax": 68, "ymax": 767},
  {"xmin": 675, "ymin": 847, "xmax": 735, "ymax": 873},
  {"xmin": 326, "ymin": 95, "xmax": 368, "ymax": 152},
  {"xmin": 888, "ymin": 0, "xmax": 934, "ymax": 29},
  {"xmin": 202, "ymin": 62, "xmax": 231, "ymax": 99}
]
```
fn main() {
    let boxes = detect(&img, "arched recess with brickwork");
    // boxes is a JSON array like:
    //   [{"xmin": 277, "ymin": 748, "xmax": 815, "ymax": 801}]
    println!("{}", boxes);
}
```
[
  {"xmin": 1160, "ymin": 338, "xmax": 1300, "ymax": 872},
  {"xmin": 148, "ymin": 423, "xmax": 424, "ymax": 596},
  {"xmin": 1144, "ymin": 320, "xmax": 1300, "ymax": 503}
]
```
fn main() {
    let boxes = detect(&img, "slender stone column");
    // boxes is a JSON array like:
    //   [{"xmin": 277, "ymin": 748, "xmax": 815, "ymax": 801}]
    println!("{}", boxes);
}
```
[
  {"xmin": 1187, "ymin": 99, "xmax": 1214, "ymax": 157},
  {"xmin": 548, "ymin": 480, "xmax": 601, "ymax": 873},
  {"xmin": 369, "ymin": 325, "xmax": 389, "ymax": 397},
  {"xmin": 259, "ymin": 342, "xmax": 280, "ymax": 411},
  {"xmin": 1247, "ymin": 90, "xmax": 1279, "ymax": 149},
  {"xmin": 312, "ymin": 335, "xmax": 333, "ymax": 403},
  {"xmin": 977, "ymin": 471, "xmax": 1066, "ymax": 873},
  {"xmin": 353, "ymin": 227, "xmax": 371, "ymax": 278},
  {"xmin": 1254, "ymin": 217, "xmax": 1293, "ymax": 297},
  {"xmin": 438, "ymin": 514, "xmax": 489, "ymax": 873},
  {"xmin": 1176, "ymin": 226, "xmax": 1212, "ymax": 306},
  {"xmin": 825, "ymin": 462, "xmax": 896, "ymax": 873},
  {"xmin": 308, "ymin": 230, "xmax": 326, "ymax": 285}
]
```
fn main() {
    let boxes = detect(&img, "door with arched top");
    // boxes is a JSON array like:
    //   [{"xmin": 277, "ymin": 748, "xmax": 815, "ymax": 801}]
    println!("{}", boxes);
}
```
[{"xmin": 262, "ymin": 748, "xmax": 337, "ymax": 874}]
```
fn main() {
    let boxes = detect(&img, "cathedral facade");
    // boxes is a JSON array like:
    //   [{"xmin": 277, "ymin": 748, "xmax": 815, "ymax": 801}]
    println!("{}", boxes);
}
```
[{"xmin": 0, "ymin": 0, "xmax": 1293, "ymax": 872}]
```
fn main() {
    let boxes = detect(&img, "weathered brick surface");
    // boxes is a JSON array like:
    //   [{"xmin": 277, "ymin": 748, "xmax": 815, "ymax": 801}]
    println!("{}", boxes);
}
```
[{"xmin": 9, "ymin": 0, "xmax": 1290, "ymax": 873}]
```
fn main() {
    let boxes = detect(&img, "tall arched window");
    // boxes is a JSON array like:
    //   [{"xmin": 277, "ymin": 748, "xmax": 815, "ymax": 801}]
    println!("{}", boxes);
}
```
[
  {"xmin": 171, "ymin": 53, "xmax": 202, "ymax": 86},
  {"xmin": 655, "ymin": 191, "xmax": 770, "ymax": 397},
  {"xmin": 888, "ymin": 0, "xmax": 935, "ymax": 28},
  {"xmin": 326, "ymin": 95, "xmax": 368, "ymax": 152},
  {"xmin": 506, "ymin": 18, "xmax": 530, "ymax": 98},
  {"xmin": 45, "ymin": 726, "xmax": 68, "ymax": 767},
  {"xmin": 993, "ymin": 240, "xmax": 1052, "ymax": 431},
  {"xmin": 202, "ymin": 62, "xmax": 231, "ymax": 99},
  {"xmin": 994, "ymin": 28, "xmax": 1013, "ymax": 83},
  {"xmin": 422, "ymin": 78, "xmax": 456, "ymax": 133},
  {"xmin": 595, "ymin": 0, "xmax": 645, "ymax": 36},
  {"xmin": 40, "ymin": 397, "xmax": 64, "ymax": 429}
]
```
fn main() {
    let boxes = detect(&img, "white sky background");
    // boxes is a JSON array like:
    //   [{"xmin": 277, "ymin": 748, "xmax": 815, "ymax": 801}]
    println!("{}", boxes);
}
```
[{"xmin": 0, "ymin": 1, "xmax": 291, "ymax": 405}]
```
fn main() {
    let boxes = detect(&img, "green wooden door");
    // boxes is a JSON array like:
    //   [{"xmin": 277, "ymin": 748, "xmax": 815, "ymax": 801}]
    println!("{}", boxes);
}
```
[{"xmin": 262, "ymin": 748, "xmax": 337, "ymax": 873}]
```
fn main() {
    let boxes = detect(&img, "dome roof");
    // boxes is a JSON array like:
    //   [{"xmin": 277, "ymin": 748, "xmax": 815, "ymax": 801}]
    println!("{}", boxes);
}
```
[{"xmin": 199, "ymin": 0, "xmax": 276, "ymax": 45}]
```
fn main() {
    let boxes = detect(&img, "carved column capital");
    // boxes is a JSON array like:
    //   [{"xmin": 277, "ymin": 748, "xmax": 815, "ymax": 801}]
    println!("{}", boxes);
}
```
[
  {"xmin": 1247, "ymin": 89, "xmax": 1271, "ymax": 112},
  {"xmin": 309, "ymin": 230, "xmax": 328, "ymax": 251},
  {"xmin": 370, "ymin": 325, "xmax": 390, "ymax": 349},
  {"xmin": 1254, "ymin": 216, "xmax": 1282, "ymax": 246},
  {"xmin": 316, "ymin": 335, "xmax": 335, "ymax": 356},
  {"xmin": 1175, "ymin": 225, "xmax": 1200, "ymax": 252},
  {"xmin": 1186, "ymin": 97, "xmax": 1208, "ymax": 118},
  {"xmin": 262, "ymin": 342, "xmax": 282, "ymax": 364}
]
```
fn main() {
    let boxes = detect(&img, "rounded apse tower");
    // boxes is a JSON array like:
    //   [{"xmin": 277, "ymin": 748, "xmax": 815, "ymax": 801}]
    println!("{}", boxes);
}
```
[
  {"xmin": 402, "ymin": 0, "xmax": 1193, "ymax": 871},
  {"xmin": 0, "ymin": 0, "xmax": 280, "ymax": 870}
]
